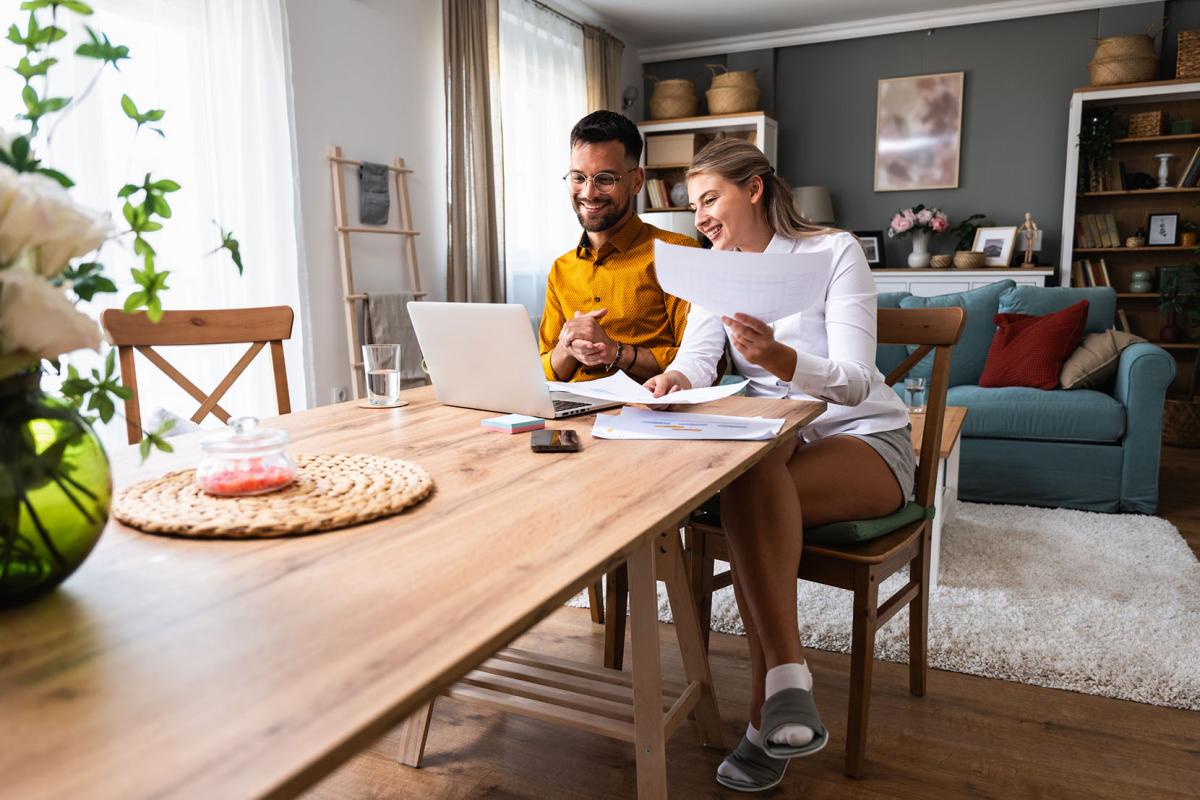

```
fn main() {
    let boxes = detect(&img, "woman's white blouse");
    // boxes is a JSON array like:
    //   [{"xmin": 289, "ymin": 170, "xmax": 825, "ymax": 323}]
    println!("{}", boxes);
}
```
[{"xmin": 665, "ymin": 231, "xmax": 910, "ymax": 443}]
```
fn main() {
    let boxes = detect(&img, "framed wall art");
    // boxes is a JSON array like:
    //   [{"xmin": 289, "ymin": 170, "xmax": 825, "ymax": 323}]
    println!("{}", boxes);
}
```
[
  {"xmin": 875, "ymin": 71, "xmax": 964, "ymax": 192},
  {"xmin": 853, "ymin": 230, "xmax": 884, "ymax": 265}
]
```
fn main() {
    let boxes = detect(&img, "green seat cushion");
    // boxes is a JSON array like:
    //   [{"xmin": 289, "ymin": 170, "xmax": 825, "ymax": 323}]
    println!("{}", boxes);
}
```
[
  {"xmin": 898, "ymin": 280, "xmax": 1015, "ymax": 386},
  {"xmin": 805, "ymin": 501, "xmax": 932, "ymax": 545},
  {"xmin": 693, "ymin": 495, "xmax": 931, "ymax": 546}
]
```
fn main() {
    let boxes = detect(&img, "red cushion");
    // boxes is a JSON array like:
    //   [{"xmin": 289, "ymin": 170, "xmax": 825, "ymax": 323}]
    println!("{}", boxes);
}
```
[{"xmin": 979, "ymin": 300, "xmax": 1090, "ymax": 389}]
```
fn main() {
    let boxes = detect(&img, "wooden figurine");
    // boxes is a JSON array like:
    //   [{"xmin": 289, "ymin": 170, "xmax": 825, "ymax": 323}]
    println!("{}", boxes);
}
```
[{"xmin": 1021, "ymin": 212, "xmax": 1040, "ymax": 266}]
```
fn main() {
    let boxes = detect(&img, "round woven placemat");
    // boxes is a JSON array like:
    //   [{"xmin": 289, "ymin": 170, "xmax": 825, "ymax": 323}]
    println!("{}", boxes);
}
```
[{"xmin": 113, "ymin": 453, "xmax": 434, "ymax": 538}]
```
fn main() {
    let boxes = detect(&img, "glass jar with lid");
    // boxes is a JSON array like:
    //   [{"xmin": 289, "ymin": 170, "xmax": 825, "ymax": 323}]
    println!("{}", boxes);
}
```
[{"xmin": 196, "ymin": 416, "xmax": 296, "ymax": 496}]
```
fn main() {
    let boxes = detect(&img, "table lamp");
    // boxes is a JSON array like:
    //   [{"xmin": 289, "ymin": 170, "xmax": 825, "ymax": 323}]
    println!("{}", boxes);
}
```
[{"xmin": 792, "ymin": 186, "xmax": 834, "ymax": 225}]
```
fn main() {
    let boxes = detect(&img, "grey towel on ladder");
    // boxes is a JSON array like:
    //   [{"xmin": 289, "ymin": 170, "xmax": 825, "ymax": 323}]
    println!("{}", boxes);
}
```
[
  {"xmin": 358, "ymin": 162, "xmax": 390, "ymax": 225},
  {"xmin": 361, "ymin": 292, "xmax": 427, "ymax": 388}
]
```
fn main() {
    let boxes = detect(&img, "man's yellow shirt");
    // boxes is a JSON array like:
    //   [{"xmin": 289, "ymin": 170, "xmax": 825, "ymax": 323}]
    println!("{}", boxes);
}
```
[{"xmin": 538, "ymin": 214, "xmax": 699, "ymax": 382}]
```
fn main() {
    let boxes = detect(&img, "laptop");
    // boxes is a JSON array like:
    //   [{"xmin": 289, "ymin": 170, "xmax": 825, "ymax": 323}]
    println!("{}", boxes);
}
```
[{"xmin": 407, "ymin": 301, "xmax": 622, "ymax": 419}]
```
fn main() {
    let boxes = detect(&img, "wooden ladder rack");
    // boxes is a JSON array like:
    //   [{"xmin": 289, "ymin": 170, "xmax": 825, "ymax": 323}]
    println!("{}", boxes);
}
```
[{"xmin": 327, "ymin": 145, "xmax": 427, "ymax": 399}]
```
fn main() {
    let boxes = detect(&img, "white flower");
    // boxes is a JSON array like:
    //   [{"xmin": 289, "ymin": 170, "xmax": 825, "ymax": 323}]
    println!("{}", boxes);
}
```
[
  {"xmin": 0, "ymin": 163, "xmax": 111, "ymax": 278},
  {"xmin": 0, "ymin": 267, "xmax": 101, "ymax": 359}
]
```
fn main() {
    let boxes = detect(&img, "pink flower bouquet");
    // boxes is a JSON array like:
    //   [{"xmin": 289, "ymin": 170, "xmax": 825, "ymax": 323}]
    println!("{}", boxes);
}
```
[{"xmin": 888, "ymin": 204, "xmax": 949, "ymax": 238}]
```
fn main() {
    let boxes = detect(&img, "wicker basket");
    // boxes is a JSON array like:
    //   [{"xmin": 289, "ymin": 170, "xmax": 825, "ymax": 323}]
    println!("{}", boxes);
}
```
[
  {"xmin": 1094, "ymin": 34, "xmax": 1157, "ymax": 60},
  {"xmin": 1178, "ymin": 30, "xmax": 1200, "ymax": 78},
  {"xmin": 930, "ymin": 254, "xmax": 952, "ymax": 268},
  {"xmin": 705, "ymin": 86, "xmax": 760, "ymax": 115},
  {"xmin": 953, "ymin": 251, "xmax": 986, "ymax": 269},
  {"xmin": 1127, "ymin": 110, "xmax": 1165, "ymax": 137},
  {"xmin": 1089, "ymin": 55, "xmax": 1159, "ymax": 86},
  {"xmin": 707, "ymin": 64, "xmax": 758, "ymax": 91},
  {"xmin": 647, "ymin": 77, "xmax": 698, "ymax": 120},
  {"xmin": 1162, "ymin": 398, "xmax": 1200, "ymax": 447}
]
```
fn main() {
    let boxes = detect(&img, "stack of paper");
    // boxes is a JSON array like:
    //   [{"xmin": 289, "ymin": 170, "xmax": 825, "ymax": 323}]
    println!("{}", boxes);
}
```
[
  {"xmin": 591, "ymin": 407, "xmax": 784, "ymax": 441},
  {"xmin": 548, "ymin": 371, "xmax": 748, "ymax": 405}
]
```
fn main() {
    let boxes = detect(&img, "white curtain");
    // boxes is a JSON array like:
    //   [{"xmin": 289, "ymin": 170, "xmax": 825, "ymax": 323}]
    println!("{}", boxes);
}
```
[
  {"xmin": 497, "ymin": 0, "xmax": 586, "ymax": 324},
  {"xmin": 0, "ymin": 0, "xmax": 304, "ymax": 449}
]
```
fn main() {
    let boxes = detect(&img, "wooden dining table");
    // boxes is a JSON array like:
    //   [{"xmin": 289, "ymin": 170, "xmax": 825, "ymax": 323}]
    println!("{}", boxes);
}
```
[{"xmin": 0, "ymin": 387, "xmax": 823, "ymax": 799}]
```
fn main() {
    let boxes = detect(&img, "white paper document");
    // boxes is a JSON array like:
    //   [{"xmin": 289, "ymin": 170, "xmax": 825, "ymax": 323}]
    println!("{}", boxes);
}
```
[
  {"xmin": 591, "ymin": 406, "xmax": 785, "ymax": 441},
  {"xmin": 654, "ymin": 240, "xmax": 832, "ymax": 322},
  {"xmin": 548, "ymin": 370, "xmax": 749, "ymax": 406}
]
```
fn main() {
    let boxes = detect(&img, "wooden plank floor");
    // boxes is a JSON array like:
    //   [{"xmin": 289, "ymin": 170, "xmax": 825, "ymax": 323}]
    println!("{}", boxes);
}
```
[{"xmin": 305, "ymin": 447, "xmax": 1200, "ymax": 799}]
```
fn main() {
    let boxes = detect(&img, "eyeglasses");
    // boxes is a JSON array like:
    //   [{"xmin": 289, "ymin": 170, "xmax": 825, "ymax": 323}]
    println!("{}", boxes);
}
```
[{"xmin": 562, "ymin": 169, "xmax": 636, "ymax": 193}]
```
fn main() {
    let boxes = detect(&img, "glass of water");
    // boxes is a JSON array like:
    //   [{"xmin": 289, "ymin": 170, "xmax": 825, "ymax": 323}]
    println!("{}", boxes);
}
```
[
  {"xmin": 904, "ymin": 376, "xmax": 927, "ymax": 414},
  {"xmin": 362, "ymin": 344, "xmax": 402, "ymax": 406}
]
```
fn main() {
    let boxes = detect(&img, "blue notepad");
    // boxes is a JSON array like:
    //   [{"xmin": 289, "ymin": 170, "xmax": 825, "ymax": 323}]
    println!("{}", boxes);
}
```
[{"xmin": 481, "ymin": 413, "xmax": 545, "ymax": 434}]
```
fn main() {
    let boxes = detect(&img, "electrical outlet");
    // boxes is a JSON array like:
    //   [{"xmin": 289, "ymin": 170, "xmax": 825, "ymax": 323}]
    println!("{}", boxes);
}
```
[{"xmin": 331, "ymin": 385, "xmax": 349, "ymax": 404}]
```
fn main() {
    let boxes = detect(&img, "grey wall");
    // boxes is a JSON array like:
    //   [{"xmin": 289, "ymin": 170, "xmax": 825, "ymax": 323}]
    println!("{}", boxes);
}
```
[{"xmin": 644, "ymin": 2, "xmax": 1198, "ymax": 270}]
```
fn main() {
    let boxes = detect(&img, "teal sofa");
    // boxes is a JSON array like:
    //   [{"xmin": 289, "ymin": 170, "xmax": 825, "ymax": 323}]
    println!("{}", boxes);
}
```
[{"xmin": 877, "ymin": 281, "xmax": 1175, "ymax": 514}]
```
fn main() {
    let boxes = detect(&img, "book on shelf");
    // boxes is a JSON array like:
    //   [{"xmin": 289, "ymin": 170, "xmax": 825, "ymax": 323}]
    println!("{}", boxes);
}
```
[
  {"xmin": 1102, "ymin": 214, "xmax": 1120, "ymax": 248},
  {"xmin": 1075, "ymin": 260, "xmax": 1094, "ymax": 287},
  {"xmin": 1074, "ymin": 218, "xmax": 1091, "ymax": 249},
  {"xmin": 1179, "ymin": 146, "xmax": 1200, "ymax": 188},
  {"xmin": 1086, "ymin": 214, "xmax": 1106, "ymax": 248},
  {"xmin": 1116, "ymin": 308, "xmax": 1131, "ymax": 333},
  {"xmin": 1082, "ymin": 259, "xmax": 1095, "ymax": 286},
  {"xmin": 1098, "ymin": 258, "xmax": 1112, "ymax": 287}
]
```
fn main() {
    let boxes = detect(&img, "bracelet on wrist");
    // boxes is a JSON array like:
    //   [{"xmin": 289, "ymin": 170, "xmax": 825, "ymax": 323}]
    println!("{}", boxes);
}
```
[
  {"xmin": 625, "ymin": 343, "xmax": 638, "ymax": 372},
  {"xmin": 605, "ymin": 342, "xmax": 624, "ymax": 372}
]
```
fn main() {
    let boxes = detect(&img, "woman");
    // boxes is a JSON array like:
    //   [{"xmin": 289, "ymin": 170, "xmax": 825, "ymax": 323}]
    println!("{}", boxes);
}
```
[{"xmin": 645, "ymin": 138, "xmax": 914, "ymax": 793}]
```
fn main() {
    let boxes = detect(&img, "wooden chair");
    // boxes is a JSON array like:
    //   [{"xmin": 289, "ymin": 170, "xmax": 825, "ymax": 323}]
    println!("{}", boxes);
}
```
[
  {"xmin": 100, "ymin": 306, "xmax": 295, "ymax": 445},
  {"xmin": 683, "ymin": 306, "xmax": 965, "ymax": 778}
]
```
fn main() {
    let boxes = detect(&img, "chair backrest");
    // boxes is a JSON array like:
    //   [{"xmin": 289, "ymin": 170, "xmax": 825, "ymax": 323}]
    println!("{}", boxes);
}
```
[
  {"xmin": 100, "ymin": 306, "xmax": 294, "ymax": 445},
  {"xmin": 877, "ymin": 307, "xmax": 966, "ymax": 510}
]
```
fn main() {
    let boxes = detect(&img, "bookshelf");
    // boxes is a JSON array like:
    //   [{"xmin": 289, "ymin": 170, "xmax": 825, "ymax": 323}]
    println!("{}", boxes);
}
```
[
  {"xmin": 1060, "ymin": 80, "xmax": 1200, "ymax": 397},
  {"xmin": 636, "ymin": 111, "xmax": 777, "ymax": 238}
]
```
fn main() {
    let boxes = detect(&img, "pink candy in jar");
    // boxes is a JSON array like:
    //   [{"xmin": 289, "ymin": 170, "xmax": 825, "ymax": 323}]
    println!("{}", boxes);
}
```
[{"xmin": 196, "ymin": 416, "xmax": 296, "ymax": 496}]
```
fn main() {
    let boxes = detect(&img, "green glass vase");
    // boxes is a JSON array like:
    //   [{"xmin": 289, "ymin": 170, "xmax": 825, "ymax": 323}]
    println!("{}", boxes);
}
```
[{"xmin": 0, "ymin": 371, "xmax": 111, "ymax": 607}]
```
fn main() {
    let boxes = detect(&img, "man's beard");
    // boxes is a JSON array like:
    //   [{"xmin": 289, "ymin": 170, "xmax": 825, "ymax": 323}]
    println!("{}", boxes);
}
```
[{"xmin": 575, "ymin": 195, "xmax": 630, "ymax": 233}]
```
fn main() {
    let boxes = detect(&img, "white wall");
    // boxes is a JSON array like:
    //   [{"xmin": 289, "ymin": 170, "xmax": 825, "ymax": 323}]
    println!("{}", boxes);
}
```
[{"xmin": 282, "ymin": 0, "xmax": 447, "ymax": 407}]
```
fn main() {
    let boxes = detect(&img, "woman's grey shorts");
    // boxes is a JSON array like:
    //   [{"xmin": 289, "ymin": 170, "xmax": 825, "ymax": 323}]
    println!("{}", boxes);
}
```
[{"xmin": 849, "ymin": 425, "xmax": 916, "ymax": 502}]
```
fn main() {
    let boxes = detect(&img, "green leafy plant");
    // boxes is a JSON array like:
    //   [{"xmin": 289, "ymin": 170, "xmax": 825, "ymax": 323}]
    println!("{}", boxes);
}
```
[
  {"xmin": 950, "ymin": 213, "xmax": 991, "ymax": 252},
  {"xmin": 1078, "ymin": 107, "xmax": 1119, "ymax": 193},
  {"xmin": 0, "ymin": 1, "xmax": 245, "ymax": 436},
  {"xmin": 1159, "ymin": 263, "xmax": 1200, "ymax": 336},
  {"xmin": 1180, "ymin": 220, "xmax": 1198, "ymax": 234}
]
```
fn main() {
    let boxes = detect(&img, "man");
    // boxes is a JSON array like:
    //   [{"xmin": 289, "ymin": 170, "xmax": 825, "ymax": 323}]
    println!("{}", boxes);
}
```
[{"xmin": 539, "ymin": 110, "xmax": 698, "ymax": 383}]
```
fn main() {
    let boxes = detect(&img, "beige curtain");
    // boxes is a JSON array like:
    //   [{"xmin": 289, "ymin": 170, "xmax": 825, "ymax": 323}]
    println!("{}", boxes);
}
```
[
  {"xmin": 583, "ymin": 25, "xmax": 624, "ymax": 113},
  {"xmin": 444, "ymin": 0, "xmax": 505, "ymax": 303}
]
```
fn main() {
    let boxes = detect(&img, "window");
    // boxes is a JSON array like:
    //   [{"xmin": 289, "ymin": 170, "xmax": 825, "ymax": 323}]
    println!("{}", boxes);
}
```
[
  {"xmin": 0, "ymin": 0, "xmax": 304, "ymax": 448},
  {"xmin": 497, "ymin": 0, "xmax": 587, "ymax": 323}
]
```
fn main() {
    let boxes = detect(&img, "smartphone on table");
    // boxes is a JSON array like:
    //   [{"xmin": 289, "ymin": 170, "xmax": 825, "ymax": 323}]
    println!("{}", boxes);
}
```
[{"xmin": 530, "ymin": 429, "xmax": 581, "ymax": 453}]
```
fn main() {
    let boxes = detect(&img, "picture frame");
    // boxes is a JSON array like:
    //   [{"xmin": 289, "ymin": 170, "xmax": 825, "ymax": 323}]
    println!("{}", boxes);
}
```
[
  {"xmin": 1147, "ymin": 212, "xmax": 1179, "ymax": 246},
  {"xmin": 853, "ymin": 230, "xmax": 884, "ymax": 265},
  {"xmin": 972, "ymin": 226, "xmax": 1018, "ymax": 267},
  {"xmin": 874, "ymin": 71, "xmax": 964, "ymax": 192}
]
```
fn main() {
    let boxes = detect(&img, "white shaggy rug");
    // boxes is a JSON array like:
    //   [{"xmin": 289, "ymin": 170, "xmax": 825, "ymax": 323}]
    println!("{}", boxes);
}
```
[{"xmin": 570, "ymin": 502, "xmax": 1200, "ymax": 711}]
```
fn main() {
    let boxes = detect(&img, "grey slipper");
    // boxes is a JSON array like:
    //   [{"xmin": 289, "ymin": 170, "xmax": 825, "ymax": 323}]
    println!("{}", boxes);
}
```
[
  {"xmin": 759, "ymin": 688, "xmax": 829, "ymax": 759},
  {"xmin": 715, "ymin": 735, "xmax": 789, "ymax": 793}
]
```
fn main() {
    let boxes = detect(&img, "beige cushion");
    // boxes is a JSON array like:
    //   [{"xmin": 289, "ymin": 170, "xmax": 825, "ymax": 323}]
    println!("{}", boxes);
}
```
[{"xmin": 1059, "ymin": 329, "xmax": 1147, "ymax": 390}]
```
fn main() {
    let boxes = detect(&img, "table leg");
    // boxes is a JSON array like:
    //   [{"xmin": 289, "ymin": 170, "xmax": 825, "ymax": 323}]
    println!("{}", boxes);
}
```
[
  {"xmin": 943, "ymin": 438, "xmax": 961, "ymax": 527},
  {"xmin": 627, "ymin": 536, "xmax": 669, "ymax": 799},
  {"xmin": 656, "ymin": 529, "xmax": 724, "ymax": 748},
  {"xmin": 395, "ymin": 701, "xmax": 434, "ymax": 768}
]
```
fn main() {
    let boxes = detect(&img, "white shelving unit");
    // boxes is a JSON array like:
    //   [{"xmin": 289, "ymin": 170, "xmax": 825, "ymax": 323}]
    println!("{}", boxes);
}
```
[
  {"xmin": 871, "ymin": 267, "xmax": 1054, "ymax": 297},
  {"xmin": 636, "ymin": 111, "xmax": 777, "ymax": 238},
  {"xmin": 1059, "ymin": 78, "xmax": 1200, "ymax": 286}
]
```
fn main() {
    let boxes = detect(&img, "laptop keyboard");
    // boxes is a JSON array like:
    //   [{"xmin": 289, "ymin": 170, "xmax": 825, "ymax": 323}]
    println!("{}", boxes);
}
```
[{"xmin": 552, "ymin": 399, "xmax": 591, "ymax": 414}]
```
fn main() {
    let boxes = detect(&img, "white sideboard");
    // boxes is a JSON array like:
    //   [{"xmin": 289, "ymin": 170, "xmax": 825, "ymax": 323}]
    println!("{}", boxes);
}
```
[{"xmin": 872, "ymin": 267, "xmax": 1054, "ymax": 297}]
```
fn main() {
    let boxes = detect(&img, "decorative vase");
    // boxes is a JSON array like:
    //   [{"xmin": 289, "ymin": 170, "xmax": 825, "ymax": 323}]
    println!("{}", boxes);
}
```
[
  {"xmin": 907, "ymin": 229, "xmax": 932, "ymax": 268},
  {"xmin": 1129, "ymin": 270, "xmax": 1153, "ymax": 293},
  {"xmin": 1159, "ymin": 309, "xmax": 1184, "ymax": 343},
  {"xmin": 0, "ymin": 372, "xmax": 111, "ymax": 608}
]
